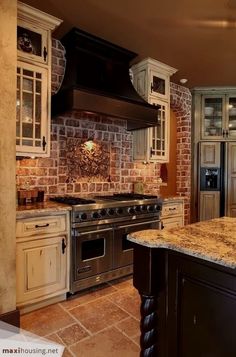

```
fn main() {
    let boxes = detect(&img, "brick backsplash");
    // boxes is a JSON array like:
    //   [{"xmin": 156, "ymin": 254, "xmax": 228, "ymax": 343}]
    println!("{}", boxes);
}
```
[
  {"xmin": 16, "ymin": 111, "xmax": 162, "ymax": 197},
  {"xmin": 16, "ymin": 39, "xmax": 192, "ymax": 223}
]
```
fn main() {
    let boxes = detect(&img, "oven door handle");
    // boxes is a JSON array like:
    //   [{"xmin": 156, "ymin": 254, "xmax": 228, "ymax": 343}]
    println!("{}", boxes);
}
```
[
  {"xmin": 116, "ymin": 220, "xmax": 158, "ymax": 229},
  {"xmin": 74, "ymin": 227, "xmax": 113, "ymax": 237}
]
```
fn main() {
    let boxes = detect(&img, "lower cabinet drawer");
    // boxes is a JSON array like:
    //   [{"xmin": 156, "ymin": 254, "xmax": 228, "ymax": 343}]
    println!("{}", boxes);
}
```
[
  {"xmin": 16, "ymin": 215, "xmax": 66, "ymax": 237},
  {"xmin": 161, "ymin": 216, "xmax": 184, "ymax": 229},
  {"xmin": 162, "ymin": 202, "xmax": 183, "ymax": 217}
]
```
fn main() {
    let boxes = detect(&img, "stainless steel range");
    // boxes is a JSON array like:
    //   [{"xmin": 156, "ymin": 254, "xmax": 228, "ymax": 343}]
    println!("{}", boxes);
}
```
[{"xmin": 51, "ymin": 193, "xmax": 162, "ymax": 293}]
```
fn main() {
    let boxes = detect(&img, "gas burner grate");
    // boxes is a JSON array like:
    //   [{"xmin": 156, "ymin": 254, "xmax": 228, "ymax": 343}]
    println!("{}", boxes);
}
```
[
  {"xmin": 95, "ymin": 193, "xmax": 158, "ymax": 201},
  {"xmin": 50, "ymin": 196, "xmax": 96, "ymax": 205}
]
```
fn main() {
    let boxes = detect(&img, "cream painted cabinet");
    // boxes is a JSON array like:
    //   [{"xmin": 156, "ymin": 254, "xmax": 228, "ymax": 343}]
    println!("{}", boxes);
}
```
[
  {"xmin": 161, "ymin": 199, "xmax": 184, "ymax": 229},
  {"xmin": 131, "ymin": 58, "xmax": 177, "ymax": 163},
  {"xmin": 192, "ymin": 88, "xmax": 236, "ymax": 141},
  {"xmin": 16, "ymin": 211, "xmax": 70, "ymax": 312},
  {"xmin": 200, "ymin": 142, "xmax": 221, "ymax": 167},
  {"xmin": 226, "ymin": 142, "xmax": 236, "ymax": 216},
  {"xmin": 16, "ymin": 2, "xmax": 61, "ymax": 157},
  {"xmin": 199, "ymin": 191, "xmax": 220, "ymax": 221}
]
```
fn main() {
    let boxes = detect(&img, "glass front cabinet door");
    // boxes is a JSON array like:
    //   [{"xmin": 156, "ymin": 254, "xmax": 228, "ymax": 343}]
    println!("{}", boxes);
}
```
[
  {"xmin": 131, "ymin": 58, "xmax": 177, "ymax": 163},
  {"xmin": 16, "ymin": 2, "xmax": 61, "ymax": 157},
  {"xmin": 16, "ymin": 62, "xmax": 48, "ymax": 155},
  {"xmin": 201, "ymin": 93, "xmax": 236, "ymax": 140}
]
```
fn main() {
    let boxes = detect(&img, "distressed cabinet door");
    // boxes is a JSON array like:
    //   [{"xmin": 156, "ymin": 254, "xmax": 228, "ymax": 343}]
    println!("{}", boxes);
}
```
[
  {"xmin": 16, "ymin": 61, "xmax": 48, "ymax": 156},
  {"xmin": 16, "ymin": 235, "xmax": 67, "ymax": 305}
]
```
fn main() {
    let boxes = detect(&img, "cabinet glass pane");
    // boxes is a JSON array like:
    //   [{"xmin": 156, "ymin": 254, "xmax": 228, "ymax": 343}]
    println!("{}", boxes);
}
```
[
  {"xmin": 16, "ymin": 121, "xmax": 20, "ymax": 137},
  {"xmin": 36, "ymin": 94, "xmax": 41, "ymax": 123},
  {"xmin": 152, "ymin": 76, "xmax": 165, "ymax": 95},
  {"xmin": 228, "ymin": 97, "xmax": 236, "ymax": 136},
  {"xmin": 203, "ymin": 98, "xmax": 223, "ymax": 137},
  {"xmin": 22, "ymin": 123, "xmax": 33, "ymax": 138},
  {"xmin": 35, "ymin": 124, "xmax": 41, "ymax": 139},
  {"xmin": 36, "ymin": 80, "xmax": 41, "ymax": 94},
  {"xmin": 16, "ymin": 91, "xmax": 20, "ymax": 122},
  {"xmin": 23, "ymin": 78, "xmax": 33, "ymax": 91},
  {"xmin": 22, "ymin": 92, "xmax": 33, "ymax": 123},
  {"xmin": 17, "ymin": 26, "xmax": 42, "ymax": 57}
]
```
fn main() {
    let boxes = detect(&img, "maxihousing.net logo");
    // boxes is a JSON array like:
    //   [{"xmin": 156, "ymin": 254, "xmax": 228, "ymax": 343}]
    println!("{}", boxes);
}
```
[
  {"xmin": 0, "ymin": 321, "xmax": 64, "ymax": 357},
  {"xmin": 2, "ymin": 346, "xmax": 59, "ymax": 355}
]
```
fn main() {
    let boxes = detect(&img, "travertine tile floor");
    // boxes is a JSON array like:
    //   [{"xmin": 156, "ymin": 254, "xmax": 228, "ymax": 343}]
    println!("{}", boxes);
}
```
[{"xmin": 20, "ymin": 276, "xmax": 140, "ymax": 356}]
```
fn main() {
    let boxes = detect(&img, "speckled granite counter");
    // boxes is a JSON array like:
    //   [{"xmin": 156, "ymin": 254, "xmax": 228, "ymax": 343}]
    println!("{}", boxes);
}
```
[
  {"xmin": 129, "ymin": 217, "xmax": 236, "ymax": 356},
  {"xmin": 16, "ymin": 201, "xmax": 71, "ymax": 219},
  {"xmin": 128, "ymin": 216, "xmax": 236, "ymax": 269}
]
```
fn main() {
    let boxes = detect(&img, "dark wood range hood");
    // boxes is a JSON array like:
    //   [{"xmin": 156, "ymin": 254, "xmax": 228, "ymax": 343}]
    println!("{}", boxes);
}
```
[{"xmin": 52, "ymin": 27, "xmax": 160, "ymax": 130}]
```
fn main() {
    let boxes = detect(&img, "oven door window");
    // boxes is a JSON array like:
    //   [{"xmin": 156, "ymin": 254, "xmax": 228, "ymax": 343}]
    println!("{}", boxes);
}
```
[
  {"xmin": 122, "ymin": 235, "xmax": 134, "ymax": 251},
  {"xmin": 82, "ymin": 238, "xmax": 105, "ymax": 261}
]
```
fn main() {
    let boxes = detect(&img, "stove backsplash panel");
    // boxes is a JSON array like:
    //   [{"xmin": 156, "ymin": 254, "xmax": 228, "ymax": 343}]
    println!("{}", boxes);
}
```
[{"xmin": 16, "ymin": 111, "xmax": 161, "ymax": 197}]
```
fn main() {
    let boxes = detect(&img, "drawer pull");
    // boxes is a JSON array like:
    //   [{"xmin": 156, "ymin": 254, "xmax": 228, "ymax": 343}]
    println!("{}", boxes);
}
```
[
  {"xmin": 169, "ymin": 207, "xmax": 176, "ymax": 211},
  {"xmin": 62, "ymin": 238, "xmax": 67, "ymax": 254},
  {"xmin": 35, "ymin": 223, "xmax": 50, "ymax": 228}
]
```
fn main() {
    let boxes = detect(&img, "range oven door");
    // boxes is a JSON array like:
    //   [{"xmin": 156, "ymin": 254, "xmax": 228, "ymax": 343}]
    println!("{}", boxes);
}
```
[
  {"xmin": 73, "ymin": 225, "xmax": 113, "ymax": 281},
  {"xmin": 113, "ymin": 219, "xmax": 160, "ymax": 269}
]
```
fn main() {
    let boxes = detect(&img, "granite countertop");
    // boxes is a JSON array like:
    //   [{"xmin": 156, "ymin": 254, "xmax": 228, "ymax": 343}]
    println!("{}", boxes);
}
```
[
  {"xmin": 127, "ymin": 217, "xmax": 236, "ymax": 269},
  {"xmin": 16, "ymin": 201, "xmax": 71, "ymax": 219},
  {"xmin": 162, "ymin": 196, "xmax": 186, "ymax": 202}
]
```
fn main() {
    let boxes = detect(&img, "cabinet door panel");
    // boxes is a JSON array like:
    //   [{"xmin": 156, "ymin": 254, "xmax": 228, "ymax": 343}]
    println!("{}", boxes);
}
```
[
  {"xmin": 161, "ymin": 216, "xmax": 183, "ymax": 229},
  {"xmin": 226, "ymin": 142, "xmax": 236, "ymax": 215},
  {"xmin": 201, "ymin": 95, "xmax": 224, "ymax": 139},
  {"xmin": 200, "ymin": 142, "xmax": 221, "ymax": 167},
  {"xmin": 27, "ymin": 244, "xmax": 59, "ymax": 289},
  {"xmin": 16, "ymin": 61, "xmax": 48, "ymax": 156},
  {"xmin": 16, "ymin": 235, "xmax": 67, "ymax": 305},
  {"xmin": 179, "ymin": 277, "xmax": 236, "ymax": 357},
  {"xmin": 199, "ymin": 191, "xmax": 220, "ymax": 221}
]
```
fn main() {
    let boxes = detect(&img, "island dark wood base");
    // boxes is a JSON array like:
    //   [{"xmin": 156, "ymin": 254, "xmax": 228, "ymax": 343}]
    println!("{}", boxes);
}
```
[
  {"xmin": 140, "ymin": 295, "xmax": 158, "ymax": 357},
  {"xmin": 133, "ymin": 244, "xmax": 236, "ymax": 357}
]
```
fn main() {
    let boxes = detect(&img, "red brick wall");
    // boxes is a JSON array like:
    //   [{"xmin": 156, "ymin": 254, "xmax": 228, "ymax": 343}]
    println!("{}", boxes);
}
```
[{"xmin": 170, "ymin": 82, "xmax": 192, "ymax": 224}]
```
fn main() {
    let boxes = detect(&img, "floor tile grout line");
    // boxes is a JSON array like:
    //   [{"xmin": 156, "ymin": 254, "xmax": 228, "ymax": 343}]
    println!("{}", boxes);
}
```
[
  {"xmin": 59, "ymin": 301, "xmax": 94, "ymax": 337},
  {"xmin": 59, "ymin": 284, "xmax": 136, "ymax": 311},
  {"xmin": 65, "ymin": 323, "xmax": 140, "ymax": 351}
]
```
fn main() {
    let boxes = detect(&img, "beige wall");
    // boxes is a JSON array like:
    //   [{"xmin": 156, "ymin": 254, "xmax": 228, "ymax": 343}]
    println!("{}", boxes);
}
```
[{"xmin": 0, "ymin": 0, "xmax": 17, "ymax": 314}]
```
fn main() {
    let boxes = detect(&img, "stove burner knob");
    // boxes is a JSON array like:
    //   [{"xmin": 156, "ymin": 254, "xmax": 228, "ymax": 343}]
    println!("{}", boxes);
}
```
[
  {"xmin": 142, "ymin": 205, "xmax": 147, "ymax": 211},
  {"xmin": 135, "ymin": 206, "xmax": 141, "ymax": 212},
  {"xmin": 80, "ymin": 213, "xmax": 87, "ymax": 220},
  {"xmin": 128, "ymin": 207, "xmax": 135, "ymax": 214},
  {"xmin": 108, "ymin": 208, "xmax": 115, "ymax": 216},
  {"xmin": 100, "ymin": 209, "xmax": 107, "ymax": 216},
  {"xmin": 155, "ymin": 205, "xmax": 162, "ymax": 211},
  {"xmin": 92, "ymin": 211, "xmax": 100, "ymax": 219},
  {"xmin": 116, "ymin": 208, "xmax": 123, "ymax": 215},
  {"xmin": 148, "ymin": 205, "xmax": 154, "ymax": 212}
]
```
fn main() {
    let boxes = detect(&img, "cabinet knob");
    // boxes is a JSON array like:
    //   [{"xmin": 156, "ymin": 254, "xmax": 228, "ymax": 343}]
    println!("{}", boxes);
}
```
[{"xmin": 42, "ymin": 136, "xmax": 47, "ymax": 151}]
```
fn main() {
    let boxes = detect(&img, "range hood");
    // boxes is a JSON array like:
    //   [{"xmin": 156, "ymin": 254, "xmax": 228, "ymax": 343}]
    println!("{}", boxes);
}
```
[{"xmin": 52, "ymin": 27, "xmax": 160, "ymax": 130}]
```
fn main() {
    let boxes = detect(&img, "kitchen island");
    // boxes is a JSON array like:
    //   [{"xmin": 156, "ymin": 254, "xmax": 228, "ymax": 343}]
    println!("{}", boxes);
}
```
[{"xmin": 128, "ymin": 217, "xmax": 236, "ymax": 357}]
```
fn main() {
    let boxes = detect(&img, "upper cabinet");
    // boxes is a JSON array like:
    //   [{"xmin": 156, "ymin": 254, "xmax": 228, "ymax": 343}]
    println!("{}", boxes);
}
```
[
  {"xmin": 16, "ymin": 2, "xmax": 62, "ymax": 157},
  {"xmin": 192, "ymin": 88, "xmax": 236, "ymax": 141},
  {"xmin": 131, "ymin": 58, "xmax": 177, "ymax": 162}
]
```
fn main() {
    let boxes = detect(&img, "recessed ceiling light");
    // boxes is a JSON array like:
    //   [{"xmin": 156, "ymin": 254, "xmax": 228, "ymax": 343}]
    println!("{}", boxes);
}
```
[{"xmin": 180, "ymin": 78, "xmax": 188, "ymax": 84}]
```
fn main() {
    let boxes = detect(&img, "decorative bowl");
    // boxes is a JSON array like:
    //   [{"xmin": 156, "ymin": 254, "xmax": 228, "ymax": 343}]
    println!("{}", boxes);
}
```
[{"xmin": 205, "ymin": 107, "xmax": 214, "ymax": 116}]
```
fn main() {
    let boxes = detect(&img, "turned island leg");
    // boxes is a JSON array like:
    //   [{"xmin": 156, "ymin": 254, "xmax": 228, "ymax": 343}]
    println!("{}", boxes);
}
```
[{"xmin": 140, "ymin": 294, "xmax": 158, "ymax": 357}]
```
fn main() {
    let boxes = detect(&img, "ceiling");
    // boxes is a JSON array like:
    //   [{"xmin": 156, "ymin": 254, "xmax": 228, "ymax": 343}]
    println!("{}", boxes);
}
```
[{"xmin": 22, "ymin": 0, "xmax": 236, "ymax": 89}]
